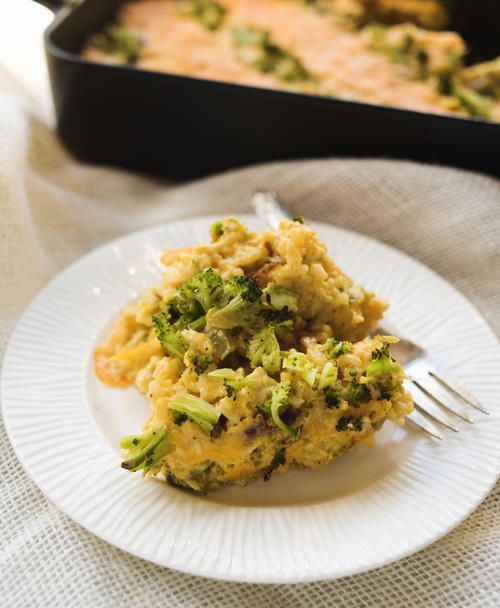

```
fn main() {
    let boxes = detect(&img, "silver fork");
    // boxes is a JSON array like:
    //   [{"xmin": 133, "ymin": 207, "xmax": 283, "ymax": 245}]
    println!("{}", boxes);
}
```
[{"xmin": 252, "ymin": 191, "xmax": 489, "ymax": 439}]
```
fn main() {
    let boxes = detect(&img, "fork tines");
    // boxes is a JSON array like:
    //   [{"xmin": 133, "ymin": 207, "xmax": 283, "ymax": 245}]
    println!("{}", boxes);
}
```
[{"xmin": 405, "ymin": 360, "xmax": 489, "ymax": 439}]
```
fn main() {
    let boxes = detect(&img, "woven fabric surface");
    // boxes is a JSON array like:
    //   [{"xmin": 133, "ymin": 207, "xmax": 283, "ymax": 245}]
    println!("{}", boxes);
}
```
[{"xmin": 1, "ymin": 4, "xmax": 500, "ymax": 606}]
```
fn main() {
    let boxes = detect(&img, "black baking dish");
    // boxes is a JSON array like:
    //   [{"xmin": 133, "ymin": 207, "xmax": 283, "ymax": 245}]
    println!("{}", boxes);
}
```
[{"xmin": 38, "ymin": 0, "xmax": 500, "ymax": 178}]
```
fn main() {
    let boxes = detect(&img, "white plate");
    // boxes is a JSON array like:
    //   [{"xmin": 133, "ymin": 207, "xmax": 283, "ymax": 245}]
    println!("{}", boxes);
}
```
[{"xmin": 2, "ymin": 215, "xmax": 500, "ymax": 584}]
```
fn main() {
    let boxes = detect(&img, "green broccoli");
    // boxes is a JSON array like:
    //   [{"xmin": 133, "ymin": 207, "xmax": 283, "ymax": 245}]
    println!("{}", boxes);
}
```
[
  {"xmin": 267, "ymin": 381, "xmax": 298, "ymax": 438},
  {"xmin": 169, "ymin": 293, "xmax": 203, "ymax": 327},
  {"xmin": 120, "ymin": 425, "xmax": 169, "ymax": 473},
  {"xmin": 171, "ymin": 411, "xmax": 188, "ymax": 425},
  {"xmin": 379, "ymin": 387, "xmax": 393, "ymax": 400},
  {"xmin": 232, "ymin": 25, "xmax": 313, "ymax": 83},
  {"xmin": 177, "ymin": 0, "xmax": 227, "ymax": 31},
  {"xmin": 324, "ymin": 386, "xmax": 341, "ymax": 409},
  {"xmin": 453, "ymin": 88, "xmax": 492, "ymax": 119},
  {"xmin": 247, "ymin": 326, "xmax": 281, "ymax": 375},
  {"xmin": 187, "ymin": 315, "xmax": 206, "ymax": 331},
  {"xmin": 322, "ymin": 338, "xmax": 352, "ymax": 358},
  {"xmin": 343, "ymin": 381, "xmax": 371, "ymax": 405},
  {"xmin": 93, "ymin": 25, "xmax": 142, "ymax": 64},
  {"xmin": 207, "ymin": 368, "xmax": 248, "ymax": 397},
  {"xmin": 336, "ymin": 416, "xmax": 363, "ymax": 432},
  {"xmin": 188, "ymin": 353, "xmax": 212, "ymax": 375},
  {"xmin": 257, "ymin": 382, "xmax": 297, "ymax": 437},
  {"xmin": 179, "ymin": 268, "xmax": 223, "ymax": 313},
  {"xmin": 153, "ymin": 311, "xmax": 187, "ymax": 358},
  {"xmin": 282, "ymin": 351, "xmax": 318, "ymax": 387},
  {"xmin": 154, "ymin": 269, "xmax": 224, "ymax": 357},
  {"xmin": 365, "ymin": 344, "xmax": 402, "ymax": 389},
  {"xmin": 262, "ymin": 283, "xmax": 298, "ymax": 313},
  {"xmin": 210, "ymin": 221, "xmax": 224, "ymax": 241},
  {"xmin": 206, "ymin": 275, "xmax": 262, "ymax": 329},
  {"xmin": 260, "ymin": 308, "xmax": 295, "ymax": 333},
  {"xmin": 169, "ymin": 393, "xmax": 221, "ymax": 434}
]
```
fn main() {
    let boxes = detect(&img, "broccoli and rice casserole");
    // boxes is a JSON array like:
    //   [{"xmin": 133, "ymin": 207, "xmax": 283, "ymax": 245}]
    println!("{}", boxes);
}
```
[
  {"xmin": 94, "ymin": 217, "xmax": 413, "ymax": 492},
  {"xmin": 82, "ymin": 0, "xmax": 500, "ymax": 121}
]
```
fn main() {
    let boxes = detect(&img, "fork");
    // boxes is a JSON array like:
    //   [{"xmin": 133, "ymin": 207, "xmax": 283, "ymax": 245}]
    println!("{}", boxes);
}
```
[{"xmin": 252, "ymin": 190, "xmax": 489, "ymax": 439}]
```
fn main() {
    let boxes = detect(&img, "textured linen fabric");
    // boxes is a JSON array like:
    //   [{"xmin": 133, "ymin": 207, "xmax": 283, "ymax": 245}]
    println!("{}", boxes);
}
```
[{"xmin": 1, "ymin": 4, "xmax": 500, "ymax": 607}]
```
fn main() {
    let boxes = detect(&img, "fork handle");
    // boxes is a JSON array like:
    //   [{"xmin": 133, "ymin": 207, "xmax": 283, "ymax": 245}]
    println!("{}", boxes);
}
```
[{"xmin": 251, "ymin": 191, "xmax": 293, "ymax": 229}]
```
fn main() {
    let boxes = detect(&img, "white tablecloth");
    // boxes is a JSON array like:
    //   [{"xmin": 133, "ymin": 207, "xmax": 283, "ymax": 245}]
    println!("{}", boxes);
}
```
[{"xmin": 1, "ymin": 3, "xmax": 499, "ymax": 607}]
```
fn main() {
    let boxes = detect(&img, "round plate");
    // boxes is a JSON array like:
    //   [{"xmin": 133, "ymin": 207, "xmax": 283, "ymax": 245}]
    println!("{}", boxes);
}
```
[{"xmin": 2, "ymin": 215, "xmax": 500, "ymax": 583}]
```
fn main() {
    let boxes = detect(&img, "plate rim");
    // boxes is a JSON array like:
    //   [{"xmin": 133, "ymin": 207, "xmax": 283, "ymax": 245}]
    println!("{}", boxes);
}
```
[{"xmin": 2, "ymin": 214, "xmax": 500, "ymax": 584}]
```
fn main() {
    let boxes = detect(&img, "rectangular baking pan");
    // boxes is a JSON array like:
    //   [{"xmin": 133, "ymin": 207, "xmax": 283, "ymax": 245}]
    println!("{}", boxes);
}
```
[{"xmin": 38, "ymin": 0, "xmax": 500, "ymax": 178}]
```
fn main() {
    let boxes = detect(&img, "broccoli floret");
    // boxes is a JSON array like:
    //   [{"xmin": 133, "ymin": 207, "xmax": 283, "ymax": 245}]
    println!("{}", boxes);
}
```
[
  {"xmin": 169, "ymin": 393, "xmax": 221, "ymax": 434},
  {"xmin": 343, "ymin": 381, "xmax": 371, "ymax": 405},
  {"xmin": 206, "ymin": 276, "xmax": 262, "ymax": 329},
  {"xmin": 336, "ymin": 417, "xmax": 363, "ymax": 432},
  {"xmin": 177, "ymin": 0, "xmax": 227, "ymax": 31},
  {"xmin": 260, "ymin": 310, "xmax": 294, "ymax": 340},
  {"xmin": 170, "ymin": 292, "xmax": 203, "ymax": 326},
  {"xmin": 223, "ymin": 380, "xmax": 238, "ymax": 398},
  {"xmin": 260, "ymin": 304, "xmax": 295, "ymax": 338},
  {"xmin": 247, "ymin": 326, "xmax": 281, "ymax": 375},
  {"xmin": 260, "ymin": 307, "xmax": 294, "ymax": 325},
  {"xmin": 282, "ymin": 351, "xmax": 318, "ymax": 387},
  {"xmin": 172, "ymin": 269, "xmax": 222, "ymax": 326},
  {"xmin": 221, "ymin": 374, "xmax": 256, "ymax": 398},
  {"xmin": 262, "ymin": 283, "xmax": 298, "ymax": 313},
  {"xmin": 179, "ymin": 268, "xmax": 223, "ymax": 313},
  {"xmin": 210, "ymin": 220, "xmax": 224, "ymax": 241},
  {"xmin": 153, "ymin": 311, "xmax": 187, "ymax": 358},
  {"xmin": 366, "ymin": 344, "xmax": 402, "ymax": 389},
  {"xmin": 255, "ymin": 402, "xmax": 270, "ymax": 418},
  {"xmin": 379, "ymin": 387, "xmax": 392, "ymax": 400},
  {"xmin": 209, "ymin": 217, "xmax": 249, "ymax": 241},
  {"xmin": 120, "ymin": 425, "xmax": 169, "ymax": 474},
  {"xmin": 232, "ymin": 25, "xmax": 313, "ymax": 82},
  {"xmin": 453, "ymin": 88, "xmax": 492, "ymax": 119},
  {"xmin": 267, "ymin": 381, "xmax": 298, "ymax": 438},
  {"xmin": 258, "ymin": 382, "xmax": 298, "ymax": 437},
  {"xmin": 225, "ymin": 275, "xmax": 262, "ymax": 302},
  {"xmin": 163, "ymin": 302, "xmax": 181, "ymax": 324},
  {"xmin": 171, "ymin": 411, "xmax": 188, "ymax": 425},
  {"xmin": 322, "ymin": 338, "xmax": 352, "ymax": 358},
  {"xmin": 93, "ymin": 25, "xmax": 142, "ymax": 64},
  {"xmin": 189, "ymin": 353, "xmax": 212, "ymax": 375},
  {"xmin": 317, "ymin": 361, "xmax": 338, "ymax": 390},
  {"xmin": 187, "ymin": 315, "xmax": 206, "ymax": 331},
  {"xmin": 155, "ymin": 269, "xmax": 224, "ymax": 350},
  {"xmin": 207, "ymin": 368, "xmax": 247, "ymax": 397},
  {"xmin": 324, "ymin": 386, "xmax": 341, "ymax": 409}
]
